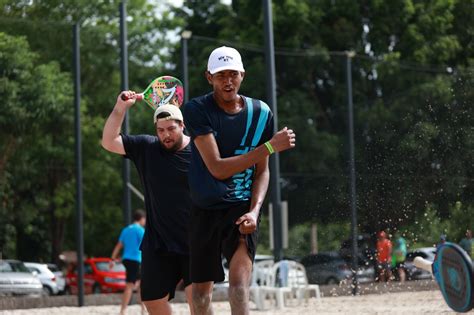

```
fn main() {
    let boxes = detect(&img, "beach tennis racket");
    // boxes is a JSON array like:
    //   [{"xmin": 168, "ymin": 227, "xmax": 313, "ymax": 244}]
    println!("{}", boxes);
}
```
[
  {"xmin": 414, "ymin": 242, "xmax": 473, "ymax": 312},
  {"xmin": 121, "ymin": 75, "xmax": 184, "ymax": 109}
]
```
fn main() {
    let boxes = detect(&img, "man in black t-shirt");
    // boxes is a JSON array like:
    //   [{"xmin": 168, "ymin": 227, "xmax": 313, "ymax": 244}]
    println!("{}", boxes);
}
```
[
  {"xmin": 102, "ymin": 93, "xmax": 193, "ymax": 315},
  {"xmin": 183, "ymin": 46, "xmax": 296, "ymax": 314}
]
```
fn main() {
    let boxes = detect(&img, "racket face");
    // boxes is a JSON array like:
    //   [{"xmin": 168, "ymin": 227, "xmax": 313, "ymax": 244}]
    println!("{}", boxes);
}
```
[
  {"xmin": 142, "ymin": 76, "xmax": 184, "ymax": 110},
  {"xmin": 436, "ymin": 242, "xmax": 473, "ymax": 313}
]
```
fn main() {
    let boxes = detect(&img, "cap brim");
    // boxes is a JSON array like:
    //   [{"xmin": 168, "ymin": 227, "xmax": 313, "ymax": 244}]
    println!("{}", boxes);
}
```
[{"xmin": 208, "ymin": 65, "xmax": 245, "ymax": 75}]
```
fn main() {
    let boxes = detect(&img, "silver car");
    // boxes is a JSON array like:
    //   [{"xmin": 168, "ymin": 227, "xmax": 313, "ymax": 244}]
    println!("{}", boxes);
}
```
[
  {"xmin": 25, "ymin": 262, "xmax": 60, "ymax": 295},
  {"xmin": 0, "ymin": 260, "xmax": 43, "ymax": 296}
]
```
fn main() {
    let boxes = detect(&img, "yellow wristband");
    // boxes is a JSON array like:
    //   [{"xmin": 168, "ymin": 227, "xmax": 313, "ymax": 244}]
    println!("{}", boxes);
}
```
[{"xmin": 264, "ymin": 141, "xmax": 275, "ymax": 154}]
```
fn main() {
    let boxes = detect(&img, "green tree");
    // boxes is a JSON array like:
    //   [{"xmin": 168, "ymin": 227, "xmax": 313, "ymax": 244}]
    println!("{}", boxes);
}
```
[{"xmin": 0, "ymin": 32, "xmax": 73, "ymax": 261}]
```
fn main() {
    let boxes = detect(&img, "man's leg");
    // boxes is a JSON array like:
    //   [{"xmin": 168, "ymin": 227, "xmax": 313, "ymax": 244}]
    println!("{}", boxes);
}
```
[
  {"xmin": 184, "ymin": 284, "xmax": 195, "ymax": 315},
  {"xmin": 192, "ymin": 282, "xmax": 214, "ymax": 315},
  {"xmin": 228, "ymin": 237, "xmax": 253, "ymax": 315},
  {"xmin": 120, "ymin": 282, "xmax": 134, "ymax": 315},
  {"xmin": 398, "ymin": 267, "xmax": 406, "ymax": 283},
  {"xmin": 135, "ymin": 280, "xmax": 146, "ymax": 314},
  {"xmin": 143, "ymin": 295, "xmax": 172, "ymax": 315}
]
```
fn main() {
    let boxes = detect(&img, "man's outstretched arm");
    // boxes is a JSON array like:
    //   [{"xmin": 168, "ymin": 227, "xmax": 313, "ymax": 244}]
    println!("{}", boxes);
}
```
[{"xmin": 193, "ymin": 127, "xmax": 295, "ymax": 180}]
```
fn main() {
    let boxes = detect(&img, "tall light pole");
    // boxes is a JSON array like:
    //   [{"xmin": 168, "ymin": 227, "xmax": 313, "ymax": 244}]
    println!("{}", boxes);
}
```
[
  {"xmin": 181, "ymin": 30, "xmax": 192, "ymax": 103},
  {"xmin": 119, "ymin": 1, "xmax": 131, "ymax": 225},
  {"xmin": 263, "ymin": 0, "xmax": 283, "ymax": 261},
  {"xmin": 73, "ymin": 22, "xmax": 84, "ymax": 307},
  {"xmin": 346, "ymin": 51, "xmax": 359, "ymax": 295}
]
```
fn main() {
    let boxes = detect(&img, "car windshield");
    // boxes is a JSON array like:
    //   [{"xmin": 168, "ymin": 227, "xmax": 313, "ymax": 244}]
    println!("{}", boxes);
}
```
[
  {"xmin": 95, "ymin": 262, "xmax": 125, "ymax": 272},
  {"xmin": 0, "ymin": 261, "xmax": 30, "ymax": 273},
  {"xmin": 47, "ymin": 264, "xmax": 59, "ymax": 272}
]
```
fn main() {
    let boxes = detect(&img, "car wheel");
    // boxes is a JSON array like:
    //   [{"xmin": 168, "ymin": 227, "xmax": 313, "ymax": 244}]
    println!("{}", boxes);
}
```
[
  {"xmin": 92, "ymin": 283, "xmax": 101, "ymax": 294},
  {"xmin": 42, "ymin": 286, "xmax": 53, "ymax": 296},
  {"xmin": 326, "ymin": 277, "xmax": 339, "ymax": 285}
]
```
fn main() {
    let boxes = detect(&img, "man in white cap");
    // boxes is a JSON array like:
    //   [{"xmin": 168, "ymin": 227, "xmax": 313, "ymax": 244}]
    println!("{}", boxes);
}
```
[
  {"xmin": 102, "ymin": 93, "xmax": 194, "ymax": 315},
  {"xmin": 183, "ymin": 46, "xmax": 296, "ymax": 314}
]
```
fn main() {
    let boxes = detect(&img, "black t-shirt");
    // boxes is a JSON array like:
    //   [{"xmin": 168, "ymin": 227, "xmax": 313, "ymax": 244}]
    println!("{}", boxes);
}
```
[
  {"xmin": 183, "ymin": 93, "xmax": 274, "ymax": 210},
  {"xmin": 122, "ymin": 134, "xmax": 191, "ymax": 255}
]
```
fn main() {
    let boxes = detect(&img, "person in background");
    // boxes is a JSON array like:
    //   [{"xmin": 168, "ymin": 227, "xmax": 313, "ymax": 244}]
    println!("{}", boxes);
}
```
[
  {"xmin": 437, "ymin": 234, "xmax": 447, "ymax": 251},
  {"xmin": 376, "ymin": 230, "xmax": 392, "ymax": 282},
  {"xmin": 110, "ymin": 209, "xmax": 146, "ymax": 315},
  {"xmin": 459, "ymin": 229, "xmax": 473, "ymax": 259},
  {"xmin": 392, "ymin": 234, "xmax": 407, "ymax": 283}
]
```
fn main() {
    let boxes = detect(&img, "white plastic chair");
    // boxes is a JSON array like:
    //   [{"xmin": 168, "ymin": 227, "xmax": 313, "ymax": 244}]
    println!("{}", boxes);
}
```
[
  {"xmin": 274, "ymin": 260, "xmax": 321, "ymax": 305},
  {"xmin": 249, "ymin": 260, "xmax": 291, "ymax": 309}
]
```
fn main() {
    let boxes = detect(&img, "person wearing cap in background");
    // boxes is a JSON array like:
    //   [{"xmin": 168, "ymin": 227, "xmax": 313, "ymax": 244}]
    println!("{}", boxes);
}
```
[
  {"xmin": 183, "ymin": 46, "xmax": 296, "ymax": 315},
  {"xmin": 102, "ymin": 94, "xmax": 194, "ymax": 315}
]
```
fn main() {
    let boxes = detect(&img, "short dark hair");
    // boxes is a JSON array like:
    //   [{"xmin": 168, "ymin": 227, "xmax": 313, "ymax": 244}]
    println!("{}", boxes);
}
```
[
  {"xmin": 156, "ymin": 112, "xmax": 171, "ymax": 119},
  {"xmin": 155, "ymin": 111, "xmax": 182, "ymax": 124},
  {"xmin": 133, "ymin": 209, "xmax": 146, "ymax": 221}
]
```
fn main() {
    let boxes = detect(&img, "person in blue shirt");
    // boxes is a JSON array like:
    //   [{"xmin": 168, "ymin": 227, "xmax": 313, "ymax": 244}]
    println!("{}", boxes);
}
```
[
  {"xmin": 183, "ymin": 46, "xmax": 296, "ymax": 315},
  {"xmin": 110, "ymin": 209, "xmax": 146, "ymax": 315},
  {"xmin": 103, "ymin": 98, "xmax": 194, "ymax": 315}
]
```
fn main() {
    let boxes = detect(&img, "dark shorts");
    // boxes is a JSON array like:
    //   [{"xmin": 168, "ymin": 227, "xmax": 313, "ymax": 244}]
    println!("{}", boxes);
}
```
[
  {"xmin": 190, "ymin": 202, "xmax": 260, "ymax": 283},
  {"xmin": 122, "ymin": 259, "xmax": 141, "ymax": 283},
  {"xmin": 140, "ymin": 249, "xmax": 191, "ymax": 301},
  {"xmin": 395, "ymin": 262, "xmax": 405, "ymax": 269},
  {"xmin": 377, "ymin": 262, "xmax": 391, "ymax": 271}
]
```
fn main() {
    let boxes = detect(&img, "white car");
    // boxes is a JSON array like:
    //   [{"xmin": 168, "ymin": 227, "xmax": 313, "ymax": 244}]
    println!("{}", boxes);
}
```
[
  {"xmin": 46, "ymin": 263, "xmax": 66, "ymax": 294},
  {"xmin": 25, "ymin": 262, "xmax": 59, "ymax": 295},
  {"xmin": 0, "ymin": 260, "xmax": 43, "ymax": 296}
]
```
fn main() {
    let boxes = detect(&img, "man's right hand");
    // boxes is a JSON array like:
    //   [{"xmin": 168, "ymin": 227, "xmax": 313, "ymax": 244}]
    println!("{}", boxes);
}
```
[
  {"xmin": 116, "ymin": 91, "xmax": 138, "ymax": 110},
  {"xmin": 268, "ymin": 127, "xmax": 296, "ymax": 152}
]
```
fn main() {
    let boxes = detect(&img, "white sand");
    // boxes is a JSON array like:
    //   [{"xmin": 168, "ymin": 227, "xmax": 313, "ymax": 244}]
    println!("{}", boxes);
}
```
[{"xmin": 0, "ymin": 290, "xmax": 454, "ymax": 315}]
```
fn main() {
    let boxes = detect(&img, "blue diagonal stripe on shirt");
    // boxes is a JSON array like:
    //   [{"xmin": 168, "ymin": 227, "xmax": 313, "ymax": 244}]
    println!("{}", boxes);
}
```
[
  {"xmin": 239, "ymin": 97, "xmax": 254, "ymax": 147},
  {"xmin": 251, "ymin": 100, "xmax": 270, "ymax": 147}
]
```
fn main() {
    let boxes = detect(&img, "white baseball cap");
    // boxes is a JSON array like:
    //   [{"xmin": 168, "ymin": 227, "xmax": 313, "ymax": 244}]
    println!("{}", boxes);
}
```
[
  {"xmin": 207, "ymin": 46, "xmax": 245, "ymax": 74},
  {"xmin": 153, "ymin": 104, "xmax": 183, "ymax": 124}
]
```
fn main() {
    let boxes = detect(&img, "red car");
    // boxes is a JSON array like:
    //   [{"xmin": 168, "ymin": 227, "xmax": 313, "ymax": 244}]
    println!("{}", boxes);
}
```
[{"xmin": 65, "ymin": 257, "xmax": 126, "ymax": 294}]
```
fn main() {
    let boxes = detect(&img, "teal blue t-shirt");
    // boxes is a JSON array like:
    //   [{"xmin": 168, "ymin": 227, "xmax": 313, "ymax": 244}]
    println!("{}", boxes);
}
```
[{"xmin": 119, "ymin": 223, "xmax": 145, "ymax": 263}]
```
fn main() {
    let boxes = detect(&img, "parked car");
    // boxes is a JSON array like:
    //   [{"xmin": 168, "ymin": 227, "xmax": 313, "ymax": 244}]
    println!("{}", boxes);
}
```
[
  {"xmin": 65, "ymin": 258, "xmax": 126, "ymax": 294},
  {"xmin": 404, "ymin": 247, "xmax": 436, "ymax": 280},
  {"xmin": 0, "ymin": 260, "xmax": 43, "ymax": 296},
  {"xmin": 301, "ymin": 251, "xmax": 374, "ymax": 285},
  {"xmin": 46, "ymin": 263, "xmax": 66, "ymax": 294},
  {"xmin": 25, "ymin": 262, "xmax": 59, "ymax": 296},
  {"xmin": 340, "ymin": 234, "xmax": 377, "ymax": 268}
]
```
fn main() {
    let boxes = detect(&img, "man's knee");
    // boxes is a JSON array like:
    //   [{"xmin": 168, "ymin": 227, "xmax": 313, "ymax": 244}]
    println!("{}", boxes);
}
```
[{"xmin": 192, "ymin": 290, "xmax": 212, "ymax": 308}]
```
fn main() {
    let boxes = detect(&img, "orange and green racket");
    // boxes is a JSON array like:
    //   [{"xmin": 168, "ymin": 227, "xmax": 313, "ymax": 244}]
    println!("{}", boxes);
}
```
[{"xmin": 121, "ymin": 75, "xmax": 184, "ymax": 109}]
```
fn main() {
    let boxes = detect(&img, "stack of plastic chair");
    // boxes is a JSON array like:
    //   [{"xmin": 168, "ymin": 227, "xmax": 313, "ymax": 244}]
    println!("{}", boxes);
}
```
[
  {"xmin": 274, "ymin": 260, "xmax": 321, "ymax": 305},
  {"xmin": 249, "ymin": 260, "xmax": 291, "ymax": 309}
]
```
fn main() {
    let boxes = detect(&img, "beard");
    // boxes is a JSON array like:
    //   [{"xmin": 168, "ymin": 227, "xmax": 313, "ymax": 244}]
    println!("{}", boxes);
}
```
[{"xmin": 161, "ymin": 134, "xmax": 183, "ymax": 152}]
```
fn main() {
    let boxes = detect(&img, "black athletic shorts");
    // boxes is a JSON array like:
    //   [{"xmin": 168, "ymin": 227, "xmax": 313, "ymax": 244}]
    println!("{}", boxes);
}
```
[
  {"xmin": 122, "ymin": 259, "xmax": 141, "ymax": 283},
  {"xmin": 140, "ymin": 248, "xmax": 191, "ymax": 301},
  {"xmin": 190, "ymin": 202, "xmax": 260, "ymax": 283}
]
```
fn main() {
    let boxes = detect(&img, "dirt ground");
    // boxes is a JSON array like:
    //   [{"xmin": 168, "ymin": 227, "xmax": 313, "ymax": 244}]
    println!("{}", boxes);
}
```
[{"xmin": 0, "ymin": 290, "xmax": 456, "ymax": 315}]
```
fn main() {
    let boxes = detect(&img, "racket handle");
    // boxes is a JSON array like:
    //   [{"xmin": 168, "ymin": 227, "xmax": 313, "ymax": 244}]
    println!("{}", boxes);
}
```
[
  {"xmin": 414, "ymin": 256, "xmax": 433, "ymax": 273},
  {"xmin": 121, "ymin": 93, "xmax": 143, "ymax": 101}
]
